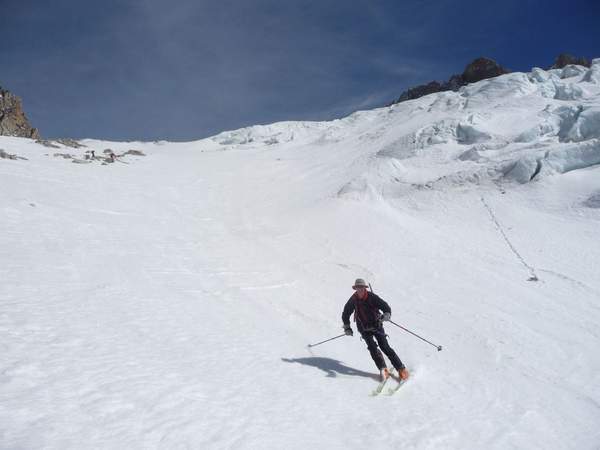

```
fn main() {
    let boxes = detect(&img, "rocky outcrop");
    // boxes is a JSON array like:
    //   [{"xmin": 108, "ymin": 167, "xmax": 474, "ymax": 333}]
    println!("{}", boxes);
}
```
[
  {"xmin": 36, "ymin": 138, "xmax": 86, "ymax": 149},
  {"xmin": 461, "ymin": 57, "xmax": 510, "ymax": 83},
  {"xmin": 391, "ymin": 54, "xmax": 592, "ymax": 105},
  {"xmin": 0, "ymin": 87, "xmax": 40, "ymax": 139},
  {"xmin": 0, "ymin": 149, "xmax": 28, "ymax": 160},
  {"xmin": 550, "ymin": 53, "xmax": 591, "ymax": 69},
  {"xmin": 392, "ymin": 57, "xmax": 509, "ymax": 104},
  {"xmin": 395, "ymin": 81, "xmax": 446, "ymax": 103}
]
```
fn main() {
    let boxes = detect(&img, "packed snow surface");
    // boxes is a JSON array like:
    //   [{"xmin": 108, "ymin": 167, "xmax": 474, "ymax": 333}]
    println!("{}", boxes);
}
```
[{"xmin": 2, "ymin": 61, "xmax": 600, "ymax": 449}]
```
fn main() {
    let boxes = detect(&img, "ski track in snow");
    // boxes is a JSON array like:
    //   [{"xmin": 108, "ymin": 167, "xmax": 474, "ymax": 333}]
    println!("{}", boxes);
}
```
[{"xmin": 2, "ymin": 62, "xmax": 600, "ymax": 449}]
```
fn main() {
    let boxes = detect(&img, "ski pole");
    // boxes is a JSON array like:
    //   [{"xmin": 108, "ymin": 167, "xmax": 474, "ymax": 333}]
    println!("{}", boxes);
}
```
[
  {"xmin": 307, "ymin": 333, "xmax": 347, "ymax": 348},
  {"xmin": 389, "ymin": 320, "xmax": 443, "ymax": 351},
  {"xmin": 368, "ymin": 283, "xmax": 442, "ymax": 351}
]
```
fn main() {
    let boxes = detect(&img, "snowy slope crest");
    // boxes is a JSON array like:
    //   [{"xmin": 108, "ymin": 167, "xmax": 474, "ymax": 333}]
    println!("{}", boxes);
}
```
[
  {"xmin": 335, "ymin": 59, "xmax": 600, "ymax": 198},
  {"xmin": 210, "ymin": 121, "xmax": 335, "ymax": 147},
  {"xmin": 196, "ymin": 59, "xmax": 600, "ymax": 199},
  {"xmin": 3, "ymin": 61, "xmax": 598, "ymax": 202}
]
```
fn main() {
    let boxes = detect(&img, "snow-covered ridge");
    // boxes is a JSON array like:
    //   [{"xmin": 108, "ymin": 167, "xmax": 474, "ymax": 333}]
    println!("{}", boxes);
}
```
[
  {"xmin": 193, "ymin": 60, "xmax": 600, "ymax": 195},
  {"xmin": 342, "ymin": 60, "xmax": 600, "ymax": 195},
  {"xmin": 2, "ymin": 60, "xmax": 599, "ymax": 195}
]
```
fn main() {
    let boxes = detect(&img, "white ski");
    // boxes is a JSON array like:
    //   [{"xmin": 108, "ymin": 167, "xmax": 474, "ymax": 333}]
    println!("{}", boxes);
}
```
[
  {"xmin": 370, "ymin": 369, "xmax": 395, "ymax": 396},
  {"xmin": 386, "ymin": 378, "xmax": 407, "ymax": 395}
]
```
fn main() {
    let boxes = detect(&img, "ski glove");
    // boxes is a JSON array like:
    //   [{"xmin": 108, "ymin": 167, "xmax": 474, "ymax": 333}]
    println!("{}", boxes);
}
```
[
  {"xmin": 381, "ymin": 312, "xmax": 391, "ymax": 322},
  {"xmin": 343, "ymin": 325, "xmax": 353, "ymax": 336}
]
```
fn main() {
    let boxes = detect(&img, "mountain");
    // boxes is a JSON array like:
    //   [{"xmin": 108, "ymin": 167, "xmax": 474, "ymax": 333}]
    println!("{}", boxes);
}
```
[
  {"xmin": 0, "ymin": 87, "xmax": 40, "ymax": 139},
  {"xmin": 1, "ymin": 60, "xmax": 599, "ymax": 449},
  {"xmin": 551, "ymin": 53, "xmax": 592, "ymax": 69},
  {"xmin": 391, "ymin": 54, "xmax": 592, "ymax": 105},
  {"xmin": 391, "ymin": 57, "xmax": 509, "ymax": 104}
]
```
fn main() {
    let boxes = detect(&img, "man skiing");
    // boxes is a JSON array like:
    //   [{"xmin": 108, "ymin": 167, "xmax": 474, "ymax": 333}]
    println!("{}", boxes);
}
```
[{"xmin": 342, "ymin": 278, "xmax": 409, "ymax": 382}]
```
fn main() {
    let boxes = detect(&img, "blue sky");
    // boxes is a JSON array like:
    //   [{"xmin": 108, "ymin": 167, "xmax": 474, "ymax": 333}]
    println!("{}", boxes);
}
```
[{"xmin": 2, "ymin": 0, "xmax": 598, "ymax": 141}]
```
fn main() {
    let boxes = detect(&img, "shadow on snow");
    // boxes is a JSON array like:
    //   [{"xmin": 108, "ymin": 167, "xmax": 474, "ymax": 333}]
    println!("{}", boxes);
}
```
[{"xmin": 281, "ymin": 357, "xmax": 378, "ymax": 380}]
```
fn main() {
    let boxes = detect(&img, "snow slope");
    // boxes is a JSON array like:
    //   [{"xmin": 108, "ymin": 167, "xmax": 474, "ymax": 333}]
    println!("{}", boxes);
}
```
[{"xmin": 1, "ymin": 60, "xmax": 600, "ymax": 449}]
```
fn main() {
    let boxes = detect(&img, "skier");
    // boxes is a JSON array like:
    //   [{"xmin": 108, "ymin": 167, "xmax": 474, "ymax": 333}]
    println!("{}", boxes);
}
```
[{"xmin": 342, "ymin": 278, "xmax": 409, "ymax": 381}]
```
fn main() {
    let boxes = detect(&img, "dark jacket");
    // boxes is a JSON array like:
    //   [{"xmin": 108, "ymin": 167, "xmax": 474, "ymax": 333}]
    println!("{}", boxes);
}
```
[{"xmin": 342, "ymin": 291, "xmax": 391, "ymax": 333}]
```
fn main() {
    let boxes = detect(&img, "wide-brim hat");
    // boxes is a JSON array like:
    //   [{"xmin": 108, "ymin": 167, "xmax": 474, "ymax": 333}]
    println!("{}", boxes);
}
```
[{"xmin": 352, "ymin": 278, "xmax": 368, "ymax": 289}]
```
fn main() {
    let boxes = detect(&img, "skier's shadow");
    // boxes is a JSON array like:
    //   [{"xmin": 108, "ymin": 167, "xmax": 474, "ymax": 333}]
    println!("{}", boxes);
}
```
[{"xmin": 281, "ymin": 357, "xmax": 378, "ymax": 380}]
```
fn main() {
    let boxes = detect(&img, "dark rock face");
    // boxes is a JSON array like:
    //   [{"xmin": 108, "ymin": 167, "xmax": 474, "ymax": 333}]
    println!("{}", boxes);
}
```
[
  {"xmin": 392, "ymin": 54, "xmax": 594, "ymax": 106},
  {"xmin": 461, "ymin": 57, "xmax": 510, "ymax": 83},
  {"xmin": 396, "ymin": 81, "xmax": 445, "ymax": 102},
  {"xmin": 391, "ymin": 57, "xmax": 509, "ymax": 105},
  {"xmin": 551, "ymin": 53, "xmax": 591, "ymax": 69},
  {"xmin": 0, "ymin": 87, "xmax": 40, "ymax": 139}
]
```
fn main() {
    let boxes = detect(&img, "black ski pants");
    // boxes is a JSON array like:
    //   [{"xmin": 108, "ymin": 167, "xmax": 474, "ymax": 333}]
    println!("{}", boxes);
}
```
[{"xmin": 362, "ymin": 329, "xmax": 405, "ymax": 371}]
